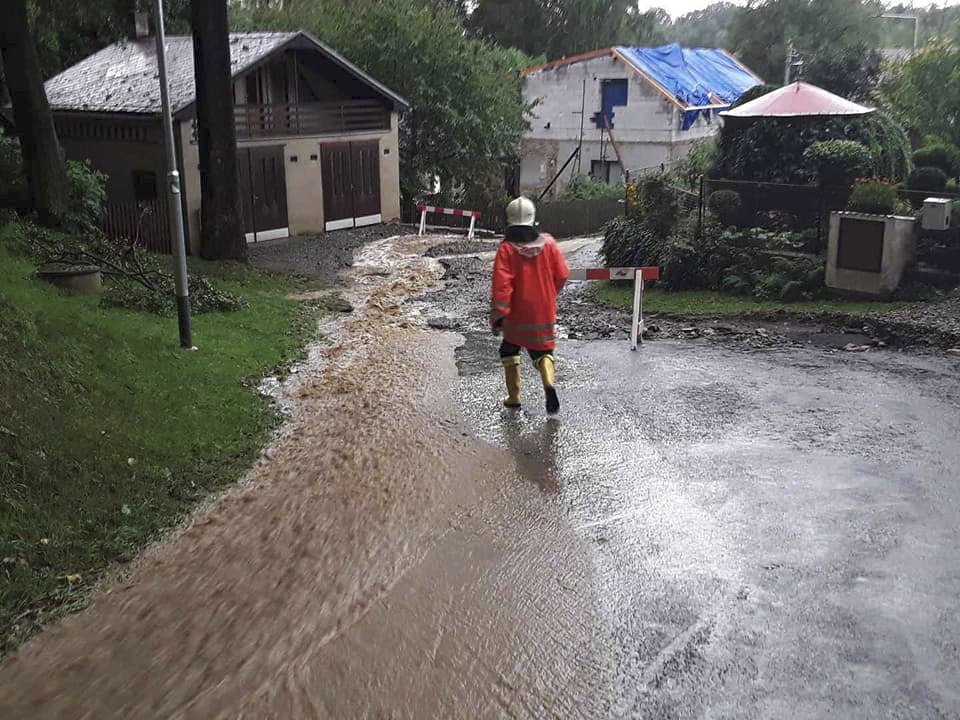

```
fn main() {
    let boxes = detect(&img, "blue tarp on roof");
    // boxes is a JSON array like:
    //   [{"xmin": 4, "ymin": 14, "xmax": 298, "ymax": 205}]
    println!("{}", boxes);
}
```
[{"xmin": 615, "ymin": 44, "xmax": 761, "ymax": 130}]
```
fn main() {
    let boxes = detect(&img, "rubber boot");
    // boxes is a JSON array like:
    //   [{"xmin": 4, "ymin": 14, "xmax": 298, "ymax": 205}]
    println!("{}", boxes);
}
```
[
  {"xmin": 502, "ymin": 358, "xmax": 522, "ymax": 408},
  {"xmin": 537, "ymin": 355, "xmax": 560, "ymax": 415}
]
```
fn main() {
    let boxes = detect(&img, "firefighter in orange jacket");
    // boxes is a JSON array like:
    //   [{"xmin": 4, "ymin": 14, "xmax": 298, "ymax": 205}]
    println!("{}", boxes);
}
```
[{"xmin": 491, "ymin": 196, "xmax": 570, "ymax": 414}]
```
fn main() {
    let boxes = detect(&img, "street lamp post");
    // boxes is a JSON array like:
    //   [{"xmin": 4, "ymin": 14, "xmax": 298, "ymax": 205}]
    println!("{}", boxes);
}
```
[{"xmin": 153, "ymin": 0, "xmax": 194, "ymax": 349}]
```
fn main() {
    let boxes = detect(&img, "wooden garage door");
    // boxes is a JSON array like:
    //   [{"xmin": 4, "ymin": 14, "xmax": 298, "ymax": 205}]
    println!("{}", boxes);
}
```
[
  {"xmin": 238, "ymin": 145, "xmax": 289, "ymax": 242},
  {"xmin": 321, "ymin": 140, "xmax": 381, "ymax": 231}
]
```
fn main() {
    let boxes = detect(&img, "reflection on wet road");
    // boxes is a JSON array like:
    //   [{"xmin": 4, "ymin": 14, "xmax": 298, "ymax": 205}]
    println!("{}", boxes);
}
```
[
  {"xmin": 3, "ymin": 232, "xmax": 959, "ymax": 719},
  {"xmin": 456, "ymin": 331, "xmax": 960, "ymax": 718}
]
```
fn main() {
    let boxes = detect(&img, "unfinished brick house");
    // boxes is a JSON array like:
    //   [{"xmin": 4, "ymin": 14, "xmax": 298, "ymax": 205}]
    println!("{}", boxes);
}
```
[{"xmin": 520, "ymin": 44, "xmax": 761, "ymax": 198}]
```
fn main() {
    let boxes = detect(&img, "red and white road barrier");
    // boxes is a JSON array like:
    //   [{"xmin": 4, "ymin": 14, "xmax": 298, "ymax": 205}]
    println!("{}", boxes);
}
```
[
  {"xmin": 569, "ymin": 266, "xmax": 660, "ymax": 351},
  {"xmin": 417, "ymin": 204, "xmax": 482, "ymax": 240}
]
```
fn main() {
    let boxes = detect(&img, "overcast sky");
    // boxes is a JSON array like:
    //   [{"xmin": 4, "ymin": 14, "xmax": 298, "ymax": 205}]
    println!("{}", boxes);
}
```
[{"xmin": 643, "ymin": 0, "xmax": 960, "ymax": 19}]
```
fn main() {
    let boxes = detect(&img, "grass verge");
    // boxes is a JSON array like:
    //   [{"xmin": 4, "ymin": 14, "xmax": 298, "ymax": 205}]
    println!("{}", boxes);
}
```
[
  {"xmin": 594, "ymin": 284, "xmax": 915, "ymax": 317},
  {"xmin": 0, "ymin": 226, "xmax": 329, "ymax": 654}
]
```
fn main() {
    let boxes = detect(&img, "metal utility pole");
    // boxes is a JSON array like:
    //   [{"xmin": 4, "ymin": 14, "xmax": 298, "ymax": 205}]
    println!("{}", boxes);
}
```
[{"xmin": 153, "ymin": 0, "xmax": 194, "ymax": 349}]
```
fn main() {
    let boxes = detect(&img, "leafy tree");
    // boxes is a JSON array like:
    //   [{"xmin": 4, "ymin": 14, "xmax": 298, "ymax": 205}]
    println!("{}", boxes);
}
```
[
  {"xmin": 466, "ymin": 0, "xmax": 552, "ymax": 56},
  {"xmin": 729, "ymin": 0, "xmax": 883, "ymax": 92},
  {"xmin": 469, "ymin": 0, "xmax": 637, "ymax": 59},
  {"xmin": 622, "ymin": 6, "xmax": 669, "ymax": 47},
  {"xmin": 879, "ymin": 4, "xmax": 960, "ymax": 49},
  {"xmin": 232, "ymin": 0, "xmax": 532, "ymax": 209},
  {"xmin": 879, "ymin": 39, "xmax": 960, "ymax": 147},
  {"xmin": 0, "ymin": 0, "xmax": 68, "ymax": 225},
  {"xmin": 671, "ymin": 3, "xmax": 741, "ymax": 49},
  {"xmin": 804, "ymin": 44, "xmax": 881, "ymax": 100},
  {"xmin": 730, "ymin": 83, "xmax": 777, "ymax": 108},
  {"xmin": 192, "ymin": 0, "xmax": 246, "ymax": 260},
  {"xmin": 715, "ymin": 113, "xmax": 910, "ymax": 184},
  {"xmin": 30, "ymin": 1, "xmax": 191, "ymax": 79}
]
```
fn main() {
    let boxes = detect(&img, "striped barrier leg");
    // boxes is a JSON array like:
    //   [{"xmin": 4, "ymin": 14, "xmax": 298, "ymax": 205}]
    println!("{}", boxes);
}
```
[
  {"xmin": 568, "ymin": 266, "xmax": 659, "ymax": 350},
  {"xmin": 418, "ymin": 207, "xmax": 427, "ymax": 236},
  {"xmin": 631, "ymin": 272, "xmax": 644, "ymax": 351}
]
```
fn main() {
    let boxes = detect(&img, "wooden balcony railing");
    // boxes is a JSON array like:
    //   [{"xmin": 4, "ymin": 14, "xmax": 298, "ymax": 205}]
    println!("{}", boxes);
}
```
[{"xmin": 233, "ymin": 100, "xmax": 391, "ymax": 139}]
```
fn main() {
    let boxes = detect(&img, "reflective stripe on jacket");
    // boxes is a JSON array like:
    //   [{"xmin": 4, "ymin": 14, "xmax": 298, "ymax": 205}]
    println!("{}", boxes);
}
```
[{"xmin": 490, "ymin": 233, "xmax": 570, "ymax": 351}]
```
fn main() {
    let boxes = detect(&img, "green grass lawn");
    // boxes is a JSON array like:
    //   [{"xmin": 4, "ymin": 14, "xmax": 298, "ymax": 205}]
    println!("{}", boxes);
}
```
[
  {"xmin": 0, "ymin": 229, "xmax": 327, "ymax": 654},
  {"xmin": 594, "ymin": 284, "xmax": 914, "ymax": 317}
]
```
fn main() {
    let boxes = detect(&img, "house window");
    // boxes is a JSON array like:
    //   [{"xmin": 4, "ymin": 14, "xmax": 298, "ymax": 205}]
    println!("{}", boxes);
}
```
[
  {"xmin": 132, "ymin": 170, "xmax": 157, "ymax": 202},
  {"xmin": 590, "ymin": 160, "xmax": 623, "ymax": 185},
  {"xmin": 597, "ymin": 79, "xmax": 629, "ymax": 129}
]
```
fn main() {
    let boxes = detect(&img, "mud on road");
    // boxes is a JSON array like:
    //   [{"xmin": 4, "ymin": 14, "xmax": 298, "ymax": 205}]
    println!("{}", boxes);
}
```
[
  {"xmin": 0, "ymin": 234, "xmax": 613, "ymax": 719},
  {"xmin": 3, "ymin": 233, "xmax": 960, "ymax": 719}
]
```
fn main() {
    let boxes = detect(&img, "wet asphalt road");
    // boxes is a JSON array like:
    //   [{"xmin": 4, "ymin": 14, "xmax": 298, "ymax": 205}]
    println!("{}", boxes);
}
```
[
  {"xmin": 453, "ymin": 331, "xmax": 960, "ymax": 718},
  {"xmin": 3, "ymin": 234, "xmax": 960, "ymax": 718}
]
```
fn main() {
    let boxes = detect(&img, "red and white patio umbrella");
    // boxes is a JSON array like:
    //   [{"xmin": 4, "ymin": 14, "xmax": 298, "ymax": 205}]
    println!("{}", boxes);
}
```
[{"xmin": 720, "ymin": 81, "xmax": 874, "ymax": 119}]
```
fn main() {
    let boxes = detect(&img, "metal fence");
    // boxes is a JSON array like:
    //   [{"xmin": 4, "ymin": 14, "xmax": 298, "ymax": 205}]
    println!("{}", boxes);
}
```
[
  {"xmin": 697, "ymin": 178, "xmax": 960, "ymax": 277},
  {"xmin": 702, "ymin": 178, "xmax": 847, "ymax": 230},
  {"xmin": 101, "ymin": 199, "xmax": 172, "ymax": 254},
  {"xmin": 536, "ymin": 197, "xmax": 624, "ymax": 238},
  {"xmin": 702, "ymin": 178, "xmax": 960, "ymax": 228}
]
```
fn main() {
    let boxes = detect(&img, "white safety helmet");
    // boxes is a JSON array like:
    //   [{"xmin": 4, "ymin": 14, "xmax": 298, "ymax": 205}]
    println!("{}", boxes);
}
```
[{"xmin": 505, "ymin": 196, "xmax": 537, "ymax": 228}]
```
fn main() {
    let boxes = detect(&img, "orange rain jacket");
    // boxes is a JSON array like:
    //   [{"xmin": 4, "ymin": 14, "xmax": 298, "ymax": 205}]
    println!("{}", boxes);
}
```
[{"xmin": 490, "ymin": 233, "xmax": 570, "ymax": 351}]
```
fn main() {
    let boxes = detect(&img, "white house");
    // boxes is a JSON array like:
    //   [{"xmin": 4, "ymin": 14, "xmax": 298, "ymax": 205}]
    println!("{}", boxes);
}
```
[{"xmin": 520, "ymin": 44, "xmax": 762, "ymax": 197}]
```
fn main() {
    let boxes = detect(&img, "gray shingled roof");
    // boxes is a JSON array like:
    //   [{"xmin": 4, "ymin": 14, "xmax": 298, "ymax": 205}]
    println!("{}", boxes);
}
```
[{"xmin": 43, "ymin": 31, "xmax": 408, "ymax": 116}]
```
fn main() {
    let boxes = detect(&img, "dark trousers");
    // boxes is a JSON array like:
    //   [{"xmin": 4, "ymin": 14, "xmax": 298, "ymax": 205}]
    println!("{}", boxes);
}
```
[{"xmin": 499, "ymin": 340, "xmax": 552, "ymax": 366}]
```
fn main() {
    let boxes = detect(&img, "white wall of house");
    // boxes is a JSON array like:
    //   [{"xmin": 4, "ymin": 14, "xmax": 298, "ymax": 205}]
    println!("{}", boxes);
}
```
[
  {"xmin": 520, "ymin": 54, "xmax": 718, "ymax": 197},
  {"xmin": 178, "ymin": 112, "xmax": 401, "ymax": 254}
]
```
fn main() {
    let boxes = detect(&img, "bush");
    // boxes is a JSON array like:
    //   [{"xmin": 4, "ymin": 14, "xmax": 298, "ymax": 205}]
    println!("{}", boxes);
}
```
[
  {"xmin": 715, "ymin": 112, "xmax": 911, "ymax": 185},
  {"xmin": 906, "ymin": 166, "xmax": 948, "ymax": 193},
  {"xmin": 707, "ymin": 190, "xmax": 742, "ymax": 225},
  {"xmin": 634, "ymin": 175, "xmax": 677, "ymax": 232},
  {"xmin": 0, "ymin": 142, "xmax": 106, "ymax": 231},
  {"xmin": 847, "ymin": 179, "xmax": 898, "ymax": 215},
  {"xmin": 602, "ymin": 202, "xmax": 832, "ymax": 299},
  {"xmin": 911, "ymin": 145, "xmax": 959, "ymax": 176},
  {"xmin": 600, "ymin": 214, "xmax": 665, "ymax": 268},
  {"xmin": 63, "ymin": 160, "xmax": 106, "ymax": 235},
  {"xmin": 730, "ymin": 84, "xmax": 778, "ymax": 109},
  {"xmin": 670, "ymin": 138, "xmax": 717, "ymax": 190},
  {"xmin": 690, "ymin": 224, "xmax": 826, "ymax": 300},
  {"xmin": 559, "ymin": 175, "xmax": 624, "ymax": 201},
  {"xmin": 804, "ymin": 140, "xmax": 872, "ymax": 187},
  {"xmin": 604, "ymin": 176, "xmax": 678, "ymax": 267},
  {"xmin": 867, "ymin": 111, "xmax": 913, "ymax": 182}
]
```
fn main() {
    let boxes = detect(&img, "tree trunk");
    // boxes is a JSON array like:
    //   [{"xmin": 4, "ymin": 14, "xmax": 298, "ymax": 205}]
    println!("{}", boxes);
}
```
[
  {"xmin": 191, "ymin": 0, "xmax": 246, "ymax": 260},
  {"xmin": 0, "ymin": 0, "xmax": 68, "ymax": 226}
]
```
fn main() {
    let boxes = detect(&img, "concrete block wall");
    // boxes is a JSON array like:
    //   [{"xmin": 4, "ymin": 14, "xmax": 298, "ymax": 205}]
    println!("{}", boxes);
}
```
[{"xmin": 520, "ymin": 54, "xmax": 720, "ymax": 195}]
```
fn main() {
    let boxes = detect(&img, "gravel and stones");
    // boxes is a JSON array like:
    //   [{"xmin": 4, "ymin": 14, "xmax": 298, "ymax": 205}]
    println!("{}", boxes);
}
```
[
  {"xmin": 247, "ymin": 224, "xmax": 418, "ymax": 284},
  {"xmin": 870, "ymin": 289, "xmax": 960, "ymax": 349},
  {"xmin": 424, "ymin": 240, "xmax": 500, "ymax": 258}
]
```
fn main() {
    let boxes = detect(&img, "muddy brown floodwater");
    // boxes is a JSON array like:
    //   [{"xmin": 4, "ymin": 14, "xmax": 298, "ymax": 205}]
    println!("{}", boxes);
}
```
[{"xmin": 0, "ymin": 235, "xmax": 613, "ymax": 718}]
